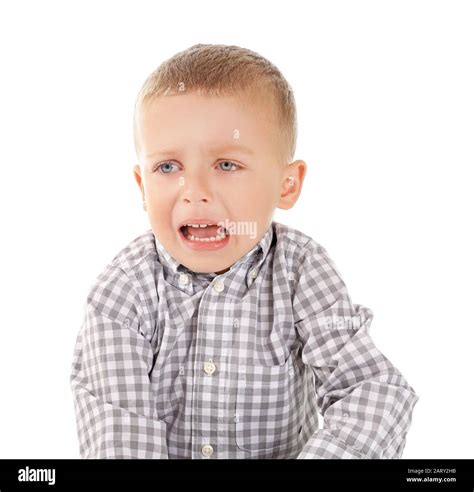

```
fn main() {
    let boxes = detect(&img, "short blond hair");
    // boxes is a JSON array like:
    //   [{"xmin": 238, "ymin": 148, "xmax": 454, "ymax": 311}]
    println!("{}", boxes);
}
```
[{"xmin": 133, "ymin": 43, "xmax": 297, "ymax": 164}]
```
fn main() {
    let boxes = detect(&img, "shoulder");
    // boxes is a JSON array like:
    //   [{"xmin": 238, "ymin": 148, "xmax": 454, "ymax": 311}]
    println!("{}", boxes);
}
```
[
  {"xmin": 272, "ymin": 221, "xmax": 348, "ymax": 313},
  {"xmin": 109, "ymin": 228, "xmax": 157, "ymax": 273},
  {"xmin": 85, "ymin": 229, "xmax": 157, "ymax": 321},
  {"xmin": 272, "ymin": 221, "xmax": 331, "ymax": 270}
]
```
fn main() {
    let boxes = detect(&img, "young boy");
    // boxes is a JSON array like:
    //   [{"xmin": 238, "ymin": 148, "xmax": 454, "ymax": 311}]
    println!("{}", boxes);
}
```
[{"xmin": 70, "ymin": 43, "xmax": 419, "ymax": 459}]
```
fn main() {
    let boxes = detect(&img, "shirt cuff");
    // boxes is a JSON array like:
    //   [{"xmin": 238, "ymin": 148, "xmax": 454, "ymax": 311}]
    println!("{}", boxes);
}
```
[
  {"xmin": 79, "ymin": 404, "xmax": 169, "ymax": 459},
  {"xmin": 297, "ymin": 429, "xmax": 367, "ymax": 459}
]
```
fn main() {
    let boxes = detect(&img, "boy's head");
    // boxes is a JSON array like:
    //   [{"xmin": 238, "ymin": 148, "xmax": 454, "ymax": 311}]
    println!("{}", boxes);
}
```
[{"xmin": 133, "ymin": 44, "xmax": 306, "ymax": 274}]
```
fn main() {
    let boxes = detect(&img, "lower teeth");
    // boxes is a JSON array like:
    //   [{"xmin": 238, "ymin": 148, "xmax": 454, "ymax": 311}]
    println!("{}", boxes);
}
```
[
  {"xmin": 187, "ymin": 235, "xmax": 226, "ymax": 242},
  {"xmin": 182, "ymin": 227, "xmax": 227, "ymax": 242}
]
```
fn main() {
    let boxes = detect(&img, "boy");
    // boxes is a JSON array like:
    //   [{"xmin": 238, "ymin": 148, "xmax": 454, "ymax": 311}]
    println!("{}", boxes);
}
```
[{"xmin": 70, "ymin": 43, "xmax": 419, "ymax": 459}]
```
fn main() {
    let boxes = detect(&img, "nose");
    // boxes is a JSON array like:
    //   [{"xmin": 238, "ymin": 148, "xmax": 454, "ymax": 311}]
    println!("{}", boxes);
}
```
[{"xmin": 180, "ymin": 170, "xmax": 212, "ymax": 204}]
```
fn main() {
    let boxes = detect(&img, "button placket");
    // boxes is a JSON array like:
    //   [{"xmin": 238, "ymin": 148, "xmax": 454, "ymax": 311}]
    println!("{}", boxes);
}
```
[
  {"xmin": 201, "ymin": 444, "xmax": 214, "ymax": 457},
  {"xmin": 212, "ymin": 278, "xmax": 224, "ymax": 293},
  {"xmin": 179, "ymin": 273, "xmax": 189, "ymax": 287},
  {"xmin": 203, "ymin": 358, "xmax": 216, "ymax": 376}
]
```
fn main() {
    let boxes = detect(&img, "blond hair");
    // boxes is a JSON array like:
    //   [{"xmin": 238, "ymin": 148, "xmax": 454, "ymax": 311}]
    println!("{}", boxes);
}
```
[{"xmin": 133, "ymin": 43, "xmax": 297, "ymax": 164}]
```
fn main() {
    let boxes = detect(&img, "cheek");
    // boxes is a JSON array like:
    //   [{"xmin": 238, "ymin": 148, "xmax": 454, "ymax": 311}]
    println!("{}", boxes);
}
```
[
  {"xmin": 145, "ymin": 179, "xmax": 174, "ymax": 203},
  {"xmin": 144, "ymin": 185, "xmax": 172, "ymax": 222},
  {"xmin": 226, "ymin": 188, "xmax": 274, "ymax": 221},
  {"xmin": 239, "ymin": 179, "xmax": 276, "ymax": 207}
]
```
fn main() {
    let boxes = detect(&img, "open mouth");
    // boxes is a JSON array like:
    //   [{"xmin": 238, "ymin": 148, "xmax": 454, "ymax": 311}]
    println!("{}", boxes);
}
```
[{"xmin": 179, "ymin": 223, "xmax": 230, "ymax": 242}]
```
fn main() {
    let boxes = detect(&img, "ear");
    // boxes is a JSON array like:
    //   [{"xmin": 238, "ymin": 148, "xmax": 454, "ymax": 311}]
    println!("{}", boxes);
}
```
[
  {"xmin": 133, "ymin": 164, "xmax": 145, "ymax": 199},
  {"xmin": 277, "ymin": 159, "xmax": 307, "ymax": 210},
  {"xmin": 133, "ymin": 164, "xmax": 147, "ymax": 211}
]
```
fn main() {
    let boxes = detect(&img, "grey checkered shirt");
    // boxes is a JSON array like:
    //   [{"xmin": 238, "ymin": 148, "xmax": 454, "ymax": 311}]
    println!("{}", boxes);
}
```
[{"xmin": 70, "ymin": 221, "xmax": 419, "ymax": 459}]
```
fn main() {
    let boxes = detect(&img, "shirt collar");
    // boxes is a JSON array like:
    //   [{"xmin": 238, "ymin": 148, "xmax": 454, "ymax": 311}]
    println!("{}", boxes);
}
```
[{"xmin": 153, "ymin": 222, "xmax": 274, "ymax": 279}]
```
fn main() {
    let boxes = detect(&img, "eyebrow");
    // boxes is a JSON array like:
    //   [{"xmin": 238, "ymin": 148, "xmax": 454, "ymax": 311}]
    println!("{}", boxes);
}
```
[{"xmin": 145, "ymin": 143, "xmax": 255, "ymax": 159}]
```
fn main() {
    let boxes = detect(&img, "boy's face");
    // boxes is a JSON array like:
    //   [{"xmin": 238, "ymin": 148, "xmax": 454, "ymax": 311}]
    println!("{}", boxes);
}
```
[{"xmin": 134, "ymin": 91, "xmax": 305, "ymax": 274}]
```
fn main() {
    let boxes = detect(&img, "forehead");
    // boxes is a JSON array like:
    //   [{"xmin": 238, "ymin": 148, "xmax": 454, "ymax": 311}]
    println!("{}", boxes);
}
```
[{"xmin": 138, "ymin": 91, "xmax": 279, "ymax": 159}]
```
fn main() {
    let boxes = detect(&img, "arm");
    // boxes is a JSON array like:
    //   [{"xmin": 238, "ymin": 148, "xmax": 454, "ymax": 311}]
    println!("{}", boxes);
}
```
[
  {"xmin": 293, "ymin": 242, "xmax": 419, "ymax": 459},
  {"xmin": 70, "ymin": 267, "xmax": 168, "ymax": 459}
]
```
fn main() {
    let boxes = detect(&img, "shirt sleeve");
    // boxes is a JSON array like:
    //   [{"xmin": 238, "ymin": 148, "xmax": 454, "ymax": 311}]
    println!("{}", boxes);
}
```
[
  {"xmin": 292, "ymin": 241, "xmax": 419, "ymax": 459},
  {"xmin": 69, "ymin": 266, "xmax": 168, "ymax": 459}
]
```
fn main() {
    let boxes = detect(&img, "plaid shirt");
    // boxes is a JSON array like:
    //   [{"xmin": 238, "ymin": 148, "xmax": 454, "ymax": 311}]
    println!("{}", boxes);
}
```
[{"xmin": 70, "ymin": 221, "xmax": 419, "ymax": 459}]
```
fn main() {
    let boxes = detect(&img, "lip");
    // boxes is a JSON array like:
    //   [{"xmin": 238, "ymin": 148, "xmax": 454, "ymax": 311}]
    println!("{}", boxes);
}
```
[{"xmin": 177, "ymin": 218, "xmax": 231, "ymax": 251}]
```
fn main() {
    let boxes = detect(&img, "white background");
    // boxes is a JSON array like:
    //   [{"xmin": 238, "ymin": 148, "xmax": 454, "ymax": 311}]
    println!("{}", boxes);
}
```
[{"xmin": 0, "ymin": 0, "xmax": 472, "ymax": 459}]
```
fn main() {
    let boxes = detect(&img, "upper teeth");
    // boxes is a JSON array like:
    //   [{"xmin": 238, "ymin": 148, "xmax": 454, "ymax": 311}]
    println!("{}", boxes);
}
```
[{"xmin": 186, "ymin": 223, "xmax": 214, "ymax": 228}]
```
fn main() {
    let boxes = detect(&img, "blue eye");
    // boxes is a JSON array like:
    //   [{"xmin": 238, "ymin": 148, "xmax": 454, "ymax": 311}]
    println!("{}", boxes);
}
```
[
  {"xmin": 155, "ymin": 160, "xmax": 239, "ymax": 174},
  {"xmin": 219, "ymin": 160, "xmax": 238, "ymax": 172},
  {"xmin": 157, "ymin": 162, "xmax": 179, "ymax": 174}
]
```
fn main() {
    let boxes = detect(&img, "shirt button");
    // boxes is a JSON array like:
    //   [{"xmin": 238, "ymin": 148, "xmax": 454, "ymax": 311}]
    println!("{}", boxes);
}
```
[
  {"xmin": 213, "ymin": 279, "xmax": 224, "ymax": 293},
  {"xmin": 233, "ymin": 319, "xmax": 239, "ymax": 328},
  {"xmin": 203, "ymin": 358, "xmax": 216, "ymax": 375},
  {"xmin": 201, "ymin": 444, "xmax": 214, "ymax": 457},
  {"xmin": 179, "ymin": 273, "xmax": 189, "ymax": 286},
  {"xmin": 249, "ymin": 268, "xmax": 258, "ymax": 279}
]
